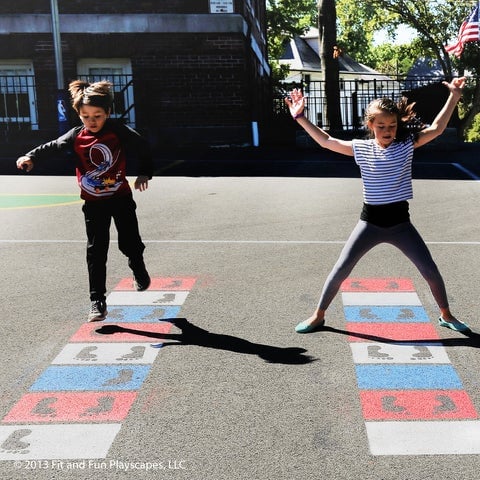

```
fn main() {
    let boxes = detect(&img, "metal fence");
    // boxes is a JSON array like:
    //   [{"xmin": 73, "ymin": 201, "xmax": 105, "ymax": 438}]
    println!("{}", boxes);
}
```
[
  {"xmin": 275, "ymin": 76, "xmax": 465, "ymax": 130},
  {"xmin": 0, "ymin": 74, "xmax": 135, "ymax": 133},
  {"xmin": 0, "ymin": 73, "xmax": 473, "ymax": 134},
  {"xmin": 0, "ymin": 75, "xmax": 38, "ymax": 131}
]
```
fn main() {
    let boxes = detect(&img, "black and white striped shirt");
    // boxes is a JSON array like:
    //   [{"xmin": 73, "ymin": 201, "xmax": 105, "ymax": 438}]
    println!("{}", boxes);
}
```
[{"xmin": 352, "ymin": 137, "xmax": 414, "ymax": 205}]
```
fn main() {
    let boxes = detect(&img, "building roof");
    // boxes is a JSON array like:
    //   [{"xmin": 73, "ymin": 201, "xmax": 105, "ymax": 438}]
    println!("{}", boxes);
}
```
[{"xmin": 279, "ymin": 27, "xmax": 392, "ymax": 80}]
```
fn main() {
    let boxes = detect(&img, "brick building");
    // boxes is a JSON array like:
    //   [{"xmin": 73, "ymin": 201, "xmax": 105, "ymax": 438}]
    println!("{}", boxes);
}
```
[{"xmin": 0, "ymin": 0, "xmax": 270, "ymax": 154}]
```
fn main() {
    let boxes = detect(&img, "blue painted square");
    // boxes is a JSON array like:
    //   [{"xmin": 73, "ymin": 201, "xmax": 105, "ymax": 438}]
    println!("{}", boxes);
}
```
[
  {"xmin": 30, "ymin": 365, "xmax": 151, "ymax": 392},
  {"xmin": 106, "ymin": 306, "xmax": 181, "ymax": 322},
  {"xmin": 356, "ymin": 365, "xmax": 463, "ymax": 389},
  {"xmin": 344, "ymin": 306, "xmax": 430, "ymax": 323}
]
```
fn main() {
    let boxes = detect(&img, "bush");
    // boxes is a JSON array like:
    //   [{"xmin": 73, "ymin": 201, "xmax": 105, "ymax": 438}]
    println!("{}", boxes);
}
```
[{"xmin": 465, "ymin": 113, "xmax": 480, "ymax": 143}]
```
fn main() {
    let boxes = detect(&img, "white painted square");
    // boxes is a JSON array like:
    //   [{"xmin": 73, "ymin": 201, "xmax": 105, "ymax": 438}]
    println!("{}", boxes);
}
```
[
  {"xmin": 366, "ymin": 421, "xmax": 480, "ymax": 455},
  {"xmin": 106, "ymin": 290, "xmax": 189, "ymax": 306},
  {"xmin": 350, "ymin": 343, "xmax": 450, "ymax": 364},
  {"xmin": 0, "ymin": 424, "xmax": 121, "ymax": 460},
  {"xmin": 342, "ymin": 292, "xmax": 421, "ymax": 306},
  {"xmin": 51, "ymin": 343, "xmax": 160, "ymax": 365}
]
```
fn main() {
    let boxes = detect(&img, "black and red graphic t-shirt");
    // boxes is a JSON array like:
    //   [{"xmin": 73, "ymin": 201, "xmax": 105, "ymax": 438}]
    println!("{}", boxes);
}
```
[
  {"xmin": 74, "ymin": 127, "xmax": 131, "ymax": 201},
  {"xmin": 24, "ymin": 120, "xmax": 153, "ymax": 202}
]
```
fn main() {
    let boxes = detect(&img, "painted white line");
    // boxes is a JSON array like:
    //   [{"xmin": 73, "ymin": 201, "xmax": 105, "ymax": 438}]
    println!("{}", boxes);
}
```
[
  {"xmin": 106, "ymin": 290, "xmax": 189, "ymax": 306},
  {"xmin": 366, "ymin": 421, "xmax": 480, "ymax": 455},
  {"xmin": 0, "ymin": 424, "xmax": 121, "ymax": 460},
  {"xmin": 51, "ymin": 343, "xmax": 160, "ymax": 365},
  {"xmin": 2, "ymin": 239, "xmax": 480, "ymax": 245},
  {"xmin": 350, "ymin": 343, "xmax": 450, "ymax": 364},
  {"xmin": 342, "ymin": 292, "xmax": 422, "ymax": 306},
  {"xmin": 452, "ymin": 163, "xmax": 480, "ymax": 180}
]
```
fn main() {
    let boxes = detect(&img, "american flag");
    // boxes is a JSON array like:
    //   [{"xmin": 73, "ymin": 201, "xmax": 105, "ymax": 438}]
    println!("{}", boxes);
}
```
[{"xmin": 445, "ymin": 2, "xmax": 480, "ymax": 57}]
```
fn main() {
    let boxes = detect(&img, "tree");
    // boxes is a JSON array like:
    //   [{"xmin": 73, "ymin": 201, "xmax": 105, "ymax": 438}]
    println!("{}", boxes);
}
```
[
  {"xmin": 266, "ymin": 0, "xmax": 317, "ymax": 82},
  {"xmin": 336, "ymin": 0, "xmax": 480, "ymax": 138},
  {"xmin": 318, "ymin": 0, "xmax": 343, "ymax": 130},
  {"xmin": 335, "ymin": 0, "xmax": 381, "ymax": 66}
]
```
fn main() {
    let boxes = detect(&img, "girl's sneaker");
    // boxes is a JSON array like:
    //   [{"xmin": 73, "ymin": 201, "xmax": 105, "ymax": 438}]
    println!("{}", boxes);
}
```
[
  {"xmin": 438, "ymin": 316, "xmax": 470, "ymax": 333},
  {"xmin": 88, "ymin": 300, "xmax": 107, "ymax": 322}
]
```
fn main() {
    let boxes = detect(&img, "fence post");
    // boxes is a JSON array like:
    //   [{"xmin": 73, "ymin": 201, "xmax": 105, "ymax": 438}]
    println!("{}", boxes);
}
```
[{"xmin": 352, "ymin": 91, "xmax": 358, "ymax": 129}]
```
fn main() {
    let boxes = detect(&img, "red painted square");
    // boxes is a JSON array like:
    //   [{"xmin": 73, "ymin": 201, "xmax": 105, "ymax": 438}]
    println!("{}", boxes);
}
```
[
  {"xmin": 2, "ymin": 392, "xmax": 137, "ymax": 423},
  {"xmin": 70, "ymin": 322, "xmax": 173, "ymax": 343},
  {"xmin": 360, "ymin": 390, "xmax": 478, "ymax": 420},
  {"xmin": 346, "ymin": 322, "xmax": 440, "ymax": 342},
  {"xmin": 341, "ymin": 278, "xmax": 415, "ymax": 292},
  {"xmin": 114, "ymin": 277, "xmax": 197, "ymax": 291}
]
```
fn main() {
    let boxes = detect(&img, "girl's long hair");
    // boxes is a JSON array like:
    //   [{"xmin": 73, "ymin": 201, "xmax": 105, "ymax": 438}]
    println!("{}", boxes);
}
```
[{"xmin": 364, "ymin": 97, "xmax": 425, "ymax": 141}]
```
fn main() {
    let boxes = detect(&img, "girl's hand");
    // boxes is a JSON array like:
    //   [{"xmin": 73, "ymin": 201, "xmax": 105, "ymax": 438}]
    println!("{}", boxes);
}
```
[
  {"xmin": 285, "ymin": 88, "xmax": 305, "ymax": 119},
  {"xmin": 16, "ymin": 156, "xmax": 34, "ymax": 172},
  {"xmin": 134, "ymin": 175, "xmax": 149, "ymax": 192},
  {"xmin": 442, "ymin": 77, "xmax": 465, "ymax": 99}
]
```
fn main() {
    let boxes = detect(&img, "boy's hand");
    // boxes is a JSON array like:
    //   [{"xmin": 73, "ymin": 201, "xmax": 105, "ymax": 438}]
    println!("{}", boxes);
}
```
[
  {"xmin": 134, "ymin": 175, "xmax": 149, "ymax": 192},
  {"xmin": 16, "ymin": 156, "xmax": 34, "ymax": 172}
]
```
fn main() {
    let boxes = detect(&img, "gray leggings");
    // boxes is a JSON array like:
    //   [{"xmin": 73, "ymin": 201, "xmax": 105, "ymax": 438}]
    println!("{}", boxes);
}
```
[{"xmin": 318, "ymin": 220, "xmax": 449, "ymax": 310}]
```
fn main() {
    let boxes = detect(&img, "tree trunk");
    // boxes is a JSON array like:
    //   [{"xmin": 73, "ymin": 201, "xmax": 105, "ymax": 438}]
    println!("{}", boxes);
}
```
[{"xmin": 318, "ymin": 0, "xmax": 343, "ymax": 130}]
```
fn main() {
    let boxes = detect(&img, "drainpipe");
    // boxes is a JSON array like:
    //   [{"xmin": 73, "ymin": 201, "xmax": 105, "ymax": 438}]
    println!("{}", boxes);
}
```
[{"xmin": 50, "ymin": 0, "xmax": 69, "ymax": 133}]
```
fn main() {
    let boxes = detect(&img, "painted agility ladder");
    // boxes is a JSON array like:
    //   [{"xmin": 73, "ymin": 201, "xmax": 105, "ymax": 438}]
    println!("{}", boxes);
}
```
[
  {"xmin": 341, "ymin": 277, "xmax": 480, "ymax": 455},
  {"xmin": 0, "ymin": 277, "xmax": 195, "ymax": 460}
]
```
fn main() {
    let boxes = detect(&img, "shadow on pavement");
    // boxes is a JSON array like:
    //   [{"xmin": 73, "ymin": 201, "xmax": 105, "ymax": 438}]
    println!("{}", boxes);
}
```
[{"xmin": 96, "ymin": 318, "xmax": 316, "ymax": 365}]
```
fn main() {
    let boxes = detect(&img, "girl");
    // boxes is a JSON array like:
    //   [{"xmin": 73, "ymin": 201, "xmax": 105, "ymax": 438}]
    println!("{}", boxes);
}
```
[
  {"xmin": 285, "ymin": 77, "xmax": 470, "ymax": 334},
  {"xmin": 17, "ymin": 80, "xmax": 153, "ymax": 322}
]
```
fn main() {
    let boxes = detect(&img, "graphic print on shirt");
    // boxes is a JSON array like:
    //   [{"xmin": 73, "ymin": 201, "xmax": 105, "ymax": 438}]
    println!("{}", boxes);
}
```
[{"xmin": 80, "ymin": 142, "xmax": 123, "ymax": 198}]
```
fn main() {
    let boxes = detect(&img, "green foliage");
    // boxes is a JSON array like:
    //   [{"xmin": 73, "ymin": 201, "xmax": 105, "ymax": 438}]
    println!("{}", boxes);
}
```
[
  {"xmin": 369, "ymin": 42, "xmax": 419, "ymax": 76},
  {"xmin": 336, "ymin": 0, "xmax": 478, "ymax": 77},
  {"xmin": 335, "ymin": 0, "xmax": 382, "ymax": 65},
  {"xmin": 465, "ymin": 114, "xmax": 480, "ymax": 143},
  {"xmin": 266, "ymin": 0, "xmax": 317, "ymax": 81}
]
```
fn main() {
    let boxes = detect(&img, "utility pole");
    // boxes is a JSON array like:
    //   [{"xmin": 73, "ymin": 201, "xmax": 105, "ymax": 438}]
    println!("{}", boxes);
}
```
[
  {"xmin": 50, "ymin": 0, "xmax": 68, "ymax": 133},
  {"xmin": 318, "ymin": 0, "xmax": 343, "ymax": 131}
]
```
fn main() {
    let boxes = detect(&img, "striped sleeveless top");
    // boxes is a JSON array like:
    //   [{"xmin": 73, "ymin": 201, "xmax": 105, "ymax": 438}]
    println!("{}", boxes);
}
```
[{"xmin": 352, "ymin": 137, "xmax": 414, "ymax": 205}]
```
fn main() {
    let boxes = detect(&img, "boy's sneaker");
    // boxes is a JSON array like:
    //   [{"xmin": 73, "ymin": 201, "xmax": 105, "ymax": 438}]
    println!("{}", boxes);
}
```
[
  {"xmin": 88, "ymin": 300, "xmax": 107, "ymax": 322},
  {"xmin": 133, "ymin": 270, "xmax": 151, "ymax": 291}
]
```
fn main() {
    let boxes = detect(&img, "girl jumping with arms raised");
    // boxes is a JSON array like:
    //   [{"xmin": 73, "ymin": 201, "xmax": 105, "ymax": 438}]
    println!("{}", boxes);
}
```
[{"xmin": 285, "ymin": 77, "xmax": 470, "ymax": 334}]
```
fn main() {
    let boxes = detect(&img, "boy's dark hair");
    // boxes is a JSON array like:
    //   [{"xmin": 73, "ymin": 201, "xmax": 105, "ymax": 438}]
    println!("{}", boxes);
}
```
[{"xmin": 68, "ymin": 80, "xmax": 114, "ymax": 114}]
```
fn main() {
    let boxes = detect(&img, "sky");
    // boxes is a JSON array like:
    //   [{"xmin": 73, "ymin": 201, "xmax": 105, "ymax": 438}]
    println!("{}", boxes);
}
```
[{"xmin": 374, "ymin": 24, "xmax": 417, "ymax": 45}]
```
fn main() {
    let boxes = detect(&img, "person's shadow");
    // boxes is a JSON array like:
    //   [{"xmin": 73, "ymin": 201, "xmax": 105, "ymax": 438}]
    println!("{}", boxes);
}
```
[{"xmin": 96, "ymin": 318, "xmax": 315, "ymax": 365}]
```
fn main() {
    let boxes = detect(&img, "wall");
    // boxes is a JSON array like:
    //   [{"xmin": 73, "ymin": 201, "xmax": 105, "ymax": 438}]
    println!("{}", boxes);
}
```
[{"xmin": 0, "ymin": 0, "xmax": 270, "ymax": 152}]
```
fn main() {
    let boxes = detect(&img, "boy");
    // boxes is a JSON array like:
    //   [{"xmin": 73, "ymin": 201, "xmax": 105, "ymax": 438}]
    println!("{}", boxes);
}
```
[{"xmin": 17, "ymin": 80, "xmax": 153, "ymax": 322}]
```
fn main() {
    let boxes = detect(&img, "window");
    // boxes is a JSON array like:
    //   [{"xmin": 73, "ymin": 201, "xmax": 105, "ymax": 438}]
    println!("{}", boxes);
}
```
[
  {"xmin": 77, "ymin": 59, "xmax": 135, "ymax": 127},
  {"xmin": 0, "ymin": 61, "xmax": 38, "ymax": 130}
]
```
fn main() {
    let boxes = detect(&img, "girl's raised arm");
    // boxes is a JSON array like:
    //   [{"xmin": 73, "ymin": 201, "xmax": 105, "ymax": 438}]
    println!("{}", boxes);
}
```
[
  {"xmin": 415, "ymin": 77, "xmax": 465, "ymax": 148},
  {"xmin": 285, "ymin": 89, "xmax": 354, "ymax": 157}
]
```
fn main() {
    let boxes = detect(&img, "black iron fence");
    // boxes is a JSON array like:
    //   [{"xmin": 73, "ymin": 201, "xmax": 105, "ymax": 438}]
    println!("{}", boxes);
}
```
[
  {"xmin": 0, "ymin": 75, "xmax": 38, "ymax": 131},
  {"xmin": 0, "ymin": 73, "xmax": 475, "ymax": 136},
  {"xmin": 0, "ymin": 74, "xmax": 135, "ymax": 134},
  {"xmin": 274, "ymin": 75, "xmax": 473, "ymax": 130}
]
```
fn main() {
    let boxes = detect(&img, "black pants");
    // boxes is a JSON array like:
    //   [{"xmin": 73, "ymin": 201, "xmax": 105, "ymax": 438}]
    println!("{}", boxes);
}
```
[{"xmin": 82, "ymin": 194, "xmax": 145, "ymax": 301}]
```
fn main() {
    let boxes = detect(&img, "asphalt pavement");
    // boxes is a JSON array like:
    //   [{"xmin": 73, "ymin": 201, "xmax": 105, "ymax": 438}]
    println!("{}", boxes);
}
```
[{"xmin": 1, "ymin": 144, "xmax": 480, "ymax": 479}]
